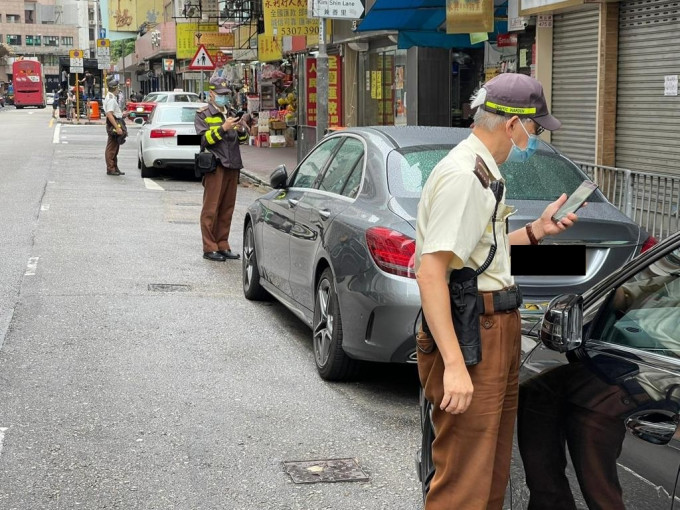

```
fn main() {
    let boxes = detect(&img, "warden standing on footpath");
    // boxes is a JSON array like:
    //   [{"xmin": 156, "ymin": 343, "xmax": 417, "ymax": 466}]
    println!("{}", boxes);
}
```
[
  {"xmin": 194, "ymin": 76, "xmax": 246, "ymax": 262},
  {"xmin": 103, "ymin": 78, "xmax": 128, "ymax": 176},
  {"xmin": 415, "ymin": 73, "xmax": 579, "ymax": 510}
]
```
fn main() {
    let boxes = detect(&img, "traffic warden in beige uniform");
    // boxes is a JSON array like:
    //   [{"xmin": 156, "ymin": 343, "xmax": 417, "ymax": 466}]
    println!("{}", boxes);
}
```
[
  {"xmin": 415, "ymin": 73, "xmax": 580, "ymax": 510},
  {"xmin": 194, "ymin": 76, "xmax": 248, "ymax": 261}
]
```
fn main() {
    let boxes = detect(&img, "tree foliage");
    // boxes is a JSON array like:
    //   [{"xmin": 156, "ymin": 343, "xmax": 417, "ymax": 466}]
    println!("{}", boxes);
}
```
[{"xmin": 111, "ymin": 39, "xmax": 136, "ymax": 61}]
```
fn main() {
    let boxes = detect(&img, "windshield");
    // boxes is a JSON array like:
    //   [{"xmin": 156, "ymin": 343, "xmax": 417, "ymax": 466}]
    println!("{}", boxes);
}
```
[
  {"xmin": 387, "ymin": 145, "xmax": 603, "ymax": 202},
  {"xmin": 157, "ymin": 107, "xmax": 201, "ymax": 123}
]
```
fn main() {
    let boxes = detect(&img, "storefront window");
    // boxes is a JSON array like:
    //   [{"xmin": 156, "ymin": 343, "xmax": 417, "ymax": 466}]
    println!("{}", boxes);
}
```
[{"xmin": 359, "ymin": 48, "xmax": 407, "ymax": 126}]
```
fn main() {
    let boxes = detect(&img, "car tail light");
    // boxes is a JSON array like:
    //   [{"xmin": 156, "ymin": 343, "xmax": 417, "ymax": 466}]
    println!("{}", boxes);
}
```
[
  {"xmin": 641, "ymin": 235, "xmax": 658, "ymax": 253},
  {"xmin": 150, "ymin": 129, "xmax": 177, "ymax": 138},
  {"xmin": 366, "ymin": 227, "xmax": 416, "ymax": 279}
]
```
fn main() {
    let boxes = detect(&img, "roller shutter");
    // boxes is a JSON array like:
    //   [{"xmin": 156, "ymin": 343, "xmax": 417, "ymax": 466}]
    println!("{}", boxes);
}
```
[
  {"xmin": 616, "ymin": 0, "xmax": 680, "ymax": 174},
  {"xmin": 550, "ymin": 8, "xmax": 600, "ymax": 162}
]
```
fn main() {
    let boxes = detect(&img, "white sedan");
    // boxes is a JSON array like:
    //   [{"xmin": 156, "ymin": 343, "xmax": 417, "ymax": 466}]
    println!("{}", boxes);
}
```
[{"xmin": 136, "ymin": 102, "xmax": 207, "ymax": 178}]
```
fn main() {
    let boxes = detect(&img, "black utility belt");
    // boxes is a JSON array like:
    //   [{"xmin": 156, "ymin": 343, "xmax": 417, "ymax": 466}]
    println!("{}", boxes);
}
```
[{"xmin": 477, "ymin": 286, "xmax": 523, "ymax": 315}]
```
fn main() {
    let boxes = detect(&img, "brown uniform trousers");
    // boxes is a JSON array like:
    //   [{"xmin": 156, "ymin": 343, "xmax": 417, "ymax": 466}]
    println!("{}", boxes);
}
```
[
  {"xmin": 201, "ymin": 164, "xmax": 239, "ymax": 253},
  {"xmin": 105, "ymin": 135, "xmax": 121, "ymax": 174},
  {"xmin": 417, "ymin": 303, "xmax": 521, "ymax": 510}
]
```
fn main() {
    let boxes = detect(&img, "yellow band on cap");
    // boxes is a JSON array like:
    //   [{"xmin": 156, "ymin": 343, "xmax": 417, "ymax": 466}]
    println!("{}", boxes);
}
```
[{"xmin": 485, "ymin": 101, "xmax": 536, "ymax": 115}]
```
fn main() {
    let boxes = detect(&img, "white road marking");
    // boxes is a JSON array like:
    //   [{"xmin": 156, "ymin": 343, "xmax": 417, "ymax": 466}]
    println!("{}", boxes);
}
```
[
  {"xmin": 0, "ymin": 428, "xmax": 7, "ymax": 459},
  {"xmin": 52, "ymin": 124, "xmax": 61, "ymax": 144},
  {"xmin": 62, "ymin": 141, "xmax": 69, "ymax": 144},
  {"xmin": 41, "ymin": 204, "xmax": 50, "ymax": 211},
  {"xmin": 144, "ymin": 178, "xmax": 164, "ymax": 191},
  {"xmin": 25, "ymin": 257, "xmax": 39, "ymax": 276}
]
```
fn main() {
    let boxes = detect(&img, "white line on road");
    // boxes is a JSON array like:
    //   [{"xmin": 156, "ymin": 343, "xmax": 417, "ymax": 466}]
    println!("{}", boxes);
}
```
[
  {"xmin": 52, "ymin": 123, "xmax": 61, "ymax": 144},
  {"xmin": 144, "ymin": 178, "xmax": 165, "ymax": 191},
  {"xmin": 25, "ymin": 257, "xmax": 39, "ymax": 276},
  {"xmin": 0, "ymin": 428, "xmax": 7, "ymax": 459},
  {"xmin": 41, "ymin": 204, "xmax": 50, "ymax": 211}
]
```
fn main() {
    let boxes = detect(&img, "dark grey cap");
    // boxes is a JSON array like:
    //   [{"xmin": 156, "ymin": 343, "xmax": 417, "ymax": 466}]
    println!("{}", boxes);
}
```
[
  {"xmin": 107, "ymin": 78, "xmax": 119, "ymax": 88},
  {"xmin": 480, "ymin": 73, "xmax": 561, "ymax": 131},
  {"xmin": 209, "ymin": 75, "xmax": 230, "ymax": 94}
]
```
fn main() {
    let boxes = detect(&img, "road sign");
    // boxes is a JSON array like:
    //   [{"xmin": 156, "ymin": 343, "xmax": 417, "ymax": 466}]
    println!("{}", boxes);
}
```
[
  {"xmin": 97, "ymin": 57, "xmax": 110, "ymax": 70},
  {"xmin": 126, "ymin": 78, "xmax": 131, "ymax": 86},
  {"xmin": 308, "ymin": 0, "xmax": 364, "ymax": 19},
  {"xmin": 69, "ymin": 49, "xmax": 84, "ymax": 73},
  {"xmin": 188, "ymin": 44, "xmax": 216, "ymax": 70},
  {"xmin": 96, "ymin": 39, "xmax": 110, "ymax": 57}
]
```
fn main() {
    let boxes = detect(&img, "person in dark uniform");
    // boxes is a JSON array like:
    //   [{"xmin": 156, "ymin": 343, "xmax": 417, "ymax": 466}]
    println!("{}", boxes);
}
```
[
  {"xmin": 415, "ymin": 73, "xmax": 580, "ymax": 510},
  {"xmin": 194, "ymin": 76, "xmax": 248, "ymax": 261},
  {"xmin": 79, "ymin": 71, "xmax": 95, "ymax": 100}
]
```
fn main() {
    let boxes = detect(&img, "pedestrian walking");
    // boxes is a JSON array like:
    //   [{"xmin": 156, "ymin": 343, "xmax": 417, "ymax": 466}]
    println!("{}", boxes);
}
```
[
  {"xmin": 194, "ymin": 76, "xmax": 247, "ymax": 262},
  {"xmin": 52, "ymin": 88, "xmax": 62, "ymax": 119},
  {"xmin": 103, "ymin": 79, "xmax": 129, "ymax": 176},
  {"xmin": 415, "ymin": 73, "xmax": 579, "ymax": 510}
]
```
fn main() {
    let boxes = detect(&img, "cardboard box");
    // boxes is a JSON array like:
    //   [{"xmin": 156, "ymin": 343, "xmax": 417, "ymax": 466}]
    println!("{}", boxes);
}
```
[
  {"xmin": 270, "ymin": 120, "xmax": 286, "ymax": 131},
  {"xmin": 269, "ymin": 135, "xmax": 286, "ymax": 148}
]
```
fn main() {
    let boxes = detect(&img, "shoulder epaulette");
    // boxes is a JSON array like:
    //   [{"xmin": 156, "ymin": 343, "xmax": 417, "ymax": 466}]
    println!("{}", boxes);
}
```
[
  {"xmin": 473, "ymin": 155, "xmax": 493, "ymax": 189},
  {"xmin": 197, "ymin": 106, "xmax": 209, "ymax": 113}
]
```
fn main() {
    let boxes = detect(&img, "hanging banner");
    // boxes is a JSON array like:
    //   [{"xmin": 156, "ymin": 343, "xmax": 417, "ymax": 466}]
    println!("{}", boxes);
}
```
[
  {"xmin": 306, "ymin": 56, "xmax": 343, "ymax": 127},
  {"xmin": 258, "ymin": 35, "xmax": 283, "ymax": 62},
  {"xmin": 446, "ymin": 0, "xmax": 494, "ymax": 34},
  {"xmin": 263, "ymin": 0, "xmax": 330, "ymax": 47}
]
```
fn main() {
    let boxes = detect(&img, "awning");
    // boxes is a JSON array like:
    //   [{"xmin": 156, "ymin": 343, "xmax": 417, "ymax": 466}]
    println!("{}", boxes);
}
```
[{"xmin": 356, "ymin": 0, "xmax": 508, "ymax": 49}]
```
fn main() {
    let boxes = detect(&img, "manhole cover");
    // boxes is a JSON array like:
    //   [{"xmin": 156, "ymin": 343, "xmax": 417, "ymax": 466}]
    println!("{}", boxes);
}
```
[
  {"xmin": 148, "ymin": 284, "xmax": 192, "ymax": 292},
  {"xmin": 283, "ymin": 458, "xmax": 369, "ymax": 484}
]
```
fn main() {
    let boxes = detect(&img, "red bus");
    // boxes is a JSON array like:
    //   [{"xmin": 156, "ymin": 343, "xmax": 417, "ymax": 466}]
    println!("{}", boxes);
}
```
[{"xmin": 12, "ymin": 59, "xmax": 46, "ymax": 109}]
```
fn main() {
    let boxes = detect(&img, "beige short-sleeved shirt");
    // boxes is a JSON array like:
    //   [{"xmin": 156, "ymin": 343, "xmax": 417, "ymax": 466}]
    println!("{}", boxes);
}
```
[
  {"xmin": 415, "ymin": 133, "xmax": 516, "ymax": 292},
  {"xmin": 103, "ymin": 92, "xmax": 122, "ymax": 118}
]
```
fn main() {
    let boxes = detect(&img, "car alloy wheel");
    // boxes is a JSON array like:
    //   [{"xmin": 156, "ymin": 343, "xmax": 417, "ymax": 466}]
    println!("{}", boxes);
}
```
[
  {"xmin": 313, "ymin": 268, "xmax": 359, "ymax": 381},
  {"xmin": 242, "ymin": 221, "xmax": 268, "ymax": 300}
]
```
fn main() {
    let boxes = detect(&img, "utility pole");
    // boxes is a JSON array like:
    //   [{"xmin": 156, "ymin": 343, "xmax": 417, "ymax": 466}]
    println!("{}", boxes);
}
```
[{"xmin": 315, "ymin": 17, "xmax": 328, "ymax": 142}]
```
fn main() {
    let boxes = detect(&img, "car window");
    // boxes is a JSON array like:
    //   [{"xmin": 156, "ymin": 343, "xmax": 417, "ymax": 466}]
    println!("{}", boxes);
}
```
[
  {"xmin": 187, "ymin": 94, "xmax": 200, "ymax": 102},
  {"xmin": 155, "ymin": 95, "xmax": 168, "ymax": 103},
  {"xmin": 387, "ymin": 144, "xmax": 605, "ymax": 202},
  {"xmin": 143, "ymin": 94, "xmax": 158, "ymax": 102},
  {"xmin": 291, "ymin": 138, "xmax": 341, "ymax": 189},
  {"xmin": 591, "ymin": 248, "xmax": 680, "ymax": 359},
  {"xmin": 342, "ymin": 155, "xmax": 365, "ymax": 199},
  {"xmin": 157, "ymin": 107, "xmax": 200, "ymax": 123},
  {"xmin": 318, "ymin": 138, "xmax": 364, "ymax": 195},
  {"xmin": 174, "ymin": 95, "xmax": 192, "ymax": 102}
]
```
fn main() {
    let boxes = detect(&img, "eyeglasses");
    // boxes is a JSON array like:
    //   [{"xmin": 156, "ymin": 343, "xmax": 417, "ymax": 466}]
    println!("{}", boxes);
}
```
[{"xmin": 534, "ymin": 123, "xmax": 545, "ymax": 136}]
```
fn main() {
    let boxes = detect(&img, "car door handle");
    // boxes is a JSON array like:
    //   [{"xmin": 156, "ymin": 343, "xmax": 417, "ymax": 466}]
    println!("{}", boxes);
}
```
[
  {"xmin": 625, "ymin": 410, "xmax": 679, "ymax": 445},
  {"xmin": 288, "ymin": 198, "xmax": 299, "ymax": 207},
  {"xmin": 318, "ymin": 209, "xmax": 331, "ymax": 220}
]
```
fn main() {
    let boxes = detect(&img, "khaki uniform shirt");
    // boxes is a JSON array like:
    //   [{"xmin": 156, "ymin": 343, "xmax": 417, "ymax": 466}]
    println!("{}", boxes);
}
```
[
  {"xmin": 415, "ymin": 134, "xmax": 515, "ymax": 292},
  {"xmin": 103, "ymin": 91, "xmax": 122, "ymax": 118}
]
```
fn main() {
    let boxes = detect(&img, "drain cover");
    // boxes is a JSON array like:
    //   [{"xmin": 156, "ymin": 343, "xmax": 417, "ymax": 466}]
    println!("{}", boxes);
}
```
[
  {"xmin": 283, "ymin": 458, "xmax": 369, "ymax": 484},
  {"xmin": 148, "ymin": 284, "xmax": 192, "ymax": 292}
]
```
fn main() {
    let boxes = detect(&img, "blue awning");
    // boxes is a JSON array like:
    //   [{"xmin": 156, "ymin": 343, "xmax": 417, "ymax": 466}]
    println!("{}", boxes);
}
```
[
  {"xmin": 356, "ymin": 0, "xmax": 446, "ymax": 33},
  {"xmin": 398, "ymin": 20, "xmax": 508, "ymax": 49}
]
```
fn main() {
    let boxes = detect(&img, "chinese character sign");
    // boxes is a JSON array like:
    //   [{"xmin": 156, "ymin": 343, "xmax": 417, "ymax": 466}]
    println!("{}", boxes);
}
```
[
  {"xmin": 306, "ymin": 56, "xmax": 342, "ymax": 127},
  {"xmin": 264, "ymin": 0, "xmax": 326, "ymax": 46},
  {"xmin": 258, "ymin": 35, "xmax": 283, "ymax": 62},
  {"xmin": 446, "ymin": 0, "xmax": 494, "ymax": 34}
]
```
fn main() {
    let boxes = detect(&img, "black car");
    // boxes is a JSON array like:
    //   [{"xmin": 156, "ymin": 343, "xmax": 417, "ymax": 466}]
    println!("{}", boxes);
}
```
[{"xmin": 418, "ymin": 229, "xmax": 680, "ymax": 508}]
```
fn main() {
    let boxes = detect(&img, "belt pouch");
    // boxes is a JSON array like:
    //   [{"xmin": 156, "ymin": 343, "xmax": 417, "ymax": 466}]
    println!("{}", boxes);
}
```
[
  {"xmin": 448, "ymin": 267, "xmax": 482, "ymax": 366},
  {"xmin": 195, "ymin": 150, "xmax": 217, "ymax": 178}
]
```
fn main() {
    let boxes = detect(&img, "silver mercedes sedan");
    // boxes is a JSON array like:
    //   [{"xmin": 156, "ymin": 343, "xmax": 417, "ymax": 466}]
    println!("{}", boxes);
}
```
[{"xmin": 242, "ymin": 126, "xmax": 653, "ymax": 381}]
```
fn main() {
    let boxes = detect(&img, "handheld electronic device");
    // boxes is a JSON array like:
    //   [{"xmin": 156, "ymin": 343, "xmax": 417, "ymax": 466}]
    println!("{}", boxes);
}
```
[{"xmin": 552, "ymin": 180, "xmax": 598, "ymax": 222}]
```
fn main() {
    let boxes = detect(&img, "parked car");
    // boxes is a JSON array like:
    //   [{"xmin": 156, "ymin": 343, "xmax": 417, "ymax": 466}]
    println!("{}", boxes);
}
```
[
  {"xmin": 418, "ymin": 229, "xmax": 680, "ymax": 508},
  {"xmin": 126, "ymin": 90, "xmax": 201, "ymax": 120},
  {"xmin": 136, "ymin": 102, "xmax": 206, "ymax": 178},
  {"xmin": 242, "ymin": 126, "xmax": 656, "ymax": 381}
]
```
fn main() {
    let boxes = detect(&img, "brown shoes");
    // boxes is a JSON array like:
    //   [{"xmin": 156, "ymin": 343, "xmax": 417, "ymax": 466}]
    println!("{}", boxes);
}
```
[{"xmin": 107, "ymin": 170, "xmax": 125, "ymax": 176}]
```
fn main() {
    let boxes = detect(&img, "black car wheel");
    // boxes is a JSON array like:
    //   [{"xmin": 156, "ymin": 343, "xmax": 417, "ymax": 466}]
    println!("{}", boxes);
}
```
[
  {"xmin": 140, "ymin": 155, "xmax": 157, "ymax": 178},
  {"xmin": 242, "ymin": 221, "xmax": 268, "ymax": 300},
  {"xmin": 313, "ymin": 268, "xmax": 359, "ymax": 381},
  {"xmin": 137, "ymin": 156, "xmax": 142, "ymax": 169},
  {"xmin": 419, "ymin": 387, "xmax": 435, "ymax": 502}
]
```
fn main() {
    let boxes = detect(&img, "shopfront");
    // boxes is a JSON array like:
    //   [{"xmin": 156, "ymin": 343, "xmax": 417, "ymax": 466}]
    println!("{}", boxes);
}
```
[{"xmin": 358, "ymin": 46, "xmax": 408, "ymax": 126}]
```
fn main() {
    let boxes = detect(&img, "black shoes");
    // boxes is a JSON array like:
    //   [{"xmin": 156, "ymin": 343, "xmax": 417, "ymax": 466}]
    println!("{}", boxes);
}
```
[
  {"xmin": 203, "ymin": 251, "xmax": 227, "ymax": 261},
  {"xmin": 218, "ymin": 250, "xmax": 241, "ymax": 260}
]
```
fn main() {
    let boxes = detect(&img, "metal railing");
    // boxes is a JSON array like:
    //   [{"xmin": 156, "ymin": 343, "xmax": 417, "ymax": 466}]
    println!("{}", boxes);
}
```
[{"xmin": 578, "ymin": 162, "xmax": 680, "ymax": 240}]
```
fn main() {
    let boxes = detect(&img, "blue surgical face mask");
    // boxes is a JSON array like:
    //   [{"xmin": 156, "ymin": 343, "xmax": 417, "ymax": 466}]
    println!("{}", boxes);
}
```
[
  {"xmin": 505, "ymin": 120, "xmax": 538, "ymax": 164},
  {"xmin": 214, "ymin": 94, "xmax": 230, "ymax": 107}
]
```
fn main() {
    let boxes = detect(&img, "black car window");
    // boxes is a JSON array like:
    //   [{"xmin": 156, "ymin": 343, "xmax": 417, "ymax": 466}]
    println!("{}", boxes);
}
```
[
  {"xmin": 291, "ymin": 138, "xmax": 341, "ymax": 189},
  {"xmin": 591, "ymin": 248, "xmax": 680, "ymax": 359},
  {"xmin": 342, "ymin": 155, "xmax": 365, "ymax": 199},
  {"xmin": 174, "ymin": 95, "xmax": 190, "ymax": 102},
  {"xmin": 319, "ymin": 138, "xmax": 364, "ymax": 195},
  {"xmin": 387, "ymin": 144, "xmax": 605, "ymax": 202}
]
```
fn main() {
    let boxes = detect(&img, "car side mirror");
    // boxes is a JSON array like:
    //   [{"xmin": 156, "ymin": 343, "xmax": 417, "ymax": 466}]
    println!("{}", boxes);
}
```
[
  {"xmin": 270, "ymin": 165, "xmax": 288, "ymax": 189},
  {"xmin": 540, "ymin": 294, "xmax": 583, "ymax": 352},
  {"xmin": 134, "ymin": 117, "xmax": 145, "ymax": 125}
]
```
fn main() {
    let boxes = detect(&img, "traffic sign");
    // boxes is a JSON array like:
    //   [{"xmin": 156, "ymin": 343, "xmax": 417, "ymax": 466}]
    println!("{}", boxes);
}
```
[
  {"xmin": 188, "ymin": 44, "xmax": 216, "ymax": 70},
  {"xmin": 96, "ymin": 39, "xmax": 110, "ymax": 57},
  {"xmin": 97, "ymin": 57, "xmax": 110, "ymax": 70},
  {"xmin": 308, "ymin": 0, "xmax": 364, "ymax": 19},
  {"xmin": 69, "ymin": 49, "xmax": 84, "ymax": 73}
]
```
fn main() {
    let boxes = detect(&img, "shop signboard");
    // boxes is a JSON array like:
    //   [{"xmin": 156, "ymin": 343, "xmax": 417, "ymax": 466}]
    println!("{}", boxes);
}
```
[
  {"xmin": 306, "ymin": 56, "xmax": 342, "ymax": 127},
  {"xmin": 163, "ymin": 58, "xmax": 175, "ymax": 72},
  {"xmin": 263, "ymin": 0, "xmax": 330, "ymax": 47},
  {"xmin": 176, "ymin": 22, "xmax": 230, "ymax": 60},
  {"xmin": 258, "ymin": 35, "xmax": 283, "ymax": 62},
  {"xmin": 308, "ymin": 0, "xmax": 364, "ymax": 19},
  {"xmin": 446, "ymin": 0, "xmax": 494, "ymax": 34},
  {"xmin": 520, "ymin": 0, "xmax": 584, "ymax": 15}
]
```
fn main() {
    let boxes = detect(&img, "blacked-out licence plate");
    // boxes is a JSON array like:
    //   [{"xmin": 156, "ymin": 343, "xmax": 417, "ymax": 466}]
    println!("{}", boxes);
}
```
[{"xmin": 177, "ymin": 135, "xmax": 201, "ymax": 146}]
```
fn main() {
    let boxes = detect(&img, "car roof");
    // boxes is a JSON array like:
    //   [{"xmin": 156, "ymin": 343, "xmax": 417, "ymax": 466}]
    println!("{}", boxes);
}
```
[
  {"xmin": 153, "ymin": 102, "xmax": 207, "ymax": 108},
  {"xmin": 340, "ymin": 126, "xmax": 471, "ymax": 149}
]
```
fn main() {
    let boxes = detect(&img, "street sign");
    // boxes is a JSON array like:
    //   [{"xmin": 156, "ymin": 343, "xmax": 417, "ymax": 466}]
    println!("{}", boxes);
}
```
[
  {"xmin": 308, "ymin": 0, "xmax": 364, "ymax": 19},
  {"xmin": 96, "ymin": 39, "xmax": 110, "ymax": 57},
  {"xmin": 69, "ymin": 49, "xmax": 84, "ymax": 73},
  {"xmin": 188, "ymin": 44, "xmax": 216, "ymax": 70},
  {"xmin": 97, "ymin": 57, "xmax": 110, "ymax": 70}
]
